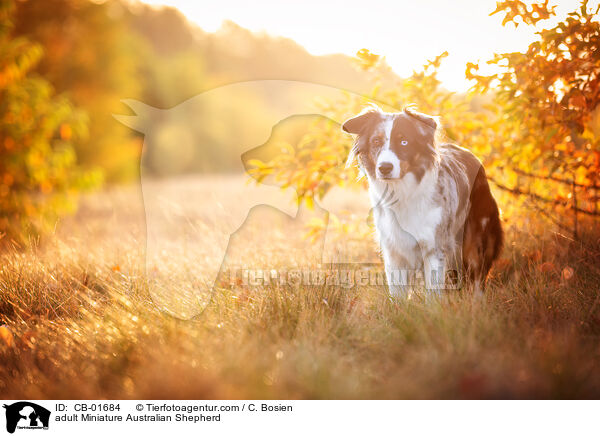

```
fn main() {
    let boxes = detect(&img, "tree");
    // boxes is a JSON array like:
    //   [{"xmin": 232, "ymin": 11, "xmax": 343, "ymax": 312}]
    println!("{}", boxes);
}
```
[
  {"xmin": 467, "ymin": 0, "xmax": 600, "ymax": 236},
  {"xmin": 0, "ymin": 0, "xmax": 99, "ymax": 244},
  {"xmin": 13, "ymin": 0, "xmax": 144, "ymax": 182}
]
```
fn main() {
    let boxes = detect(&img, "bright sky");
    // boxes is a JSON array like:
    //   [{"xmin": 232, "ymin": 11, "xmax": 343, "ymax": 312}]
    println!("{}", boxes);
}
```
[{"xmin": 139, "ymin": 0, "xmax": 582, "ymax": 91}]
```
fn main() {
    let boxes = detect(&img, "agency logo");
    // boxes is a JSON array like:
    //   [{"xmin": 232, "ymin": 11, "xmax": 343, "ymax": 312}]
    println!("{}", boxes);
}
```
[{"xmin": 3, "ymin": 402, "xmax": 50, "ymax": 434}]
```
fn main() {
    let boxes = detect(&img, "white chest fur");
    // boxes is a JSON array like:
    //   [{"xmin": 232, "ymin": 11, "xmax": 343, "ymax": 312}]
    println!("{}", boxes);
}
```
[{"xmin": 369, "ymin": 170, "xmax": 443, "ymax": 269}]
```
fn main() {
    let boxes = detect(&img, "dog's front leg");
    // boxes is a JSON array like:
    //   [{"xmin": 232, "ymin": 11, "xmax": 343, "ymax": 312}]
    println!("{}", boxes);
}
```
[
  {"xmin": 382, "ymin": 250, "xmax": 413, "ymax": 299},
  {"xmin": 385, "ymin": 266, "xmax": 412, "ymax": 299},
  {"xmin": 423, "ymin": 250, "xmax": 446, "ymax": 296}
]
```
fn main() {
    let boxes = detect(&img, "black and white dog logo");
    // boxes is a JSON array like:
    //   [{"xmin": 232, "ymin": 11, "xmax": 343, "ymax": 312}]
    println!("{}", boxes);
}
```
[{"xmin": 3, "ymin": 402, "xmax": 50, "ymax": 434}]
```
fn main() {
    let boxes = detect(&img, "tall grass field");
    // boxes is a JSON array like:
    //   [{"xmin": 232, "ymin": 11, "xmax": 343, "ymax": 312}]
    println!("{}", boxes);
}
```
[{"xmin": 1, "ymin": 176, "xmax": 599, "ymax": 399}]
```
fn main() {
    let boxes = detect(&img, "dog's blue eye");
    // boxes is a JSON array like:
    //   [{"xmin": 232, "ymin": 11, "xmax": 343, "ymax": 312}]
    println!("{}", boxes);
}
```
[{"xmin": 401, "ymin": 140, "xmax": 408, "ymax": 146}]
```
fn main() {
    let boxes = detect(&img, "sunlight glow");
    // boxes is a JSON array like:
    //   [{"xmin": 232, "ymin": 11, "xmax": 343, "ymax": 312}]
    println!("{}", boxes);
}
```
[{"xmin": 138, "ymin": 0, "xmax": 581, "ymax": 91}]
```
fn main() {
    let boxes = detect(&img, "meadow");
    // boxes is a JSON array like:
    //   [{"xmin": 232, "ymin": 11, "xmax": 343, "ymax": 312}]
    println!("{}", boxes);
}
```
[{"xmin": 1, "ymin": 176, "xmax": 599, "ymax": 399}]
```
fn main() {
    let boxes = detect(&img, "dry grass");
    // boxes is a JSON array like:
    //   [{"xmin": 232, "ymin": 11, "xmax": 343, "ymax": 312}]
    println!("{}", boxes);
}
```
[{"xmin": 1, "ymin": 176, "xmax": 599, "ymax": 399}]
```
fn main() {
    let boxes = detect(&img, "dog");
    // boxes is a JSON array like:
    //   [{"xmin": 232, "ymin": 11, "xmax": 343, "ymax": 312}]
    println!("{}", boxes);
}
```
[{"xmin": 342, "ymin": 106, "xmax": 502, "ymax": 297}]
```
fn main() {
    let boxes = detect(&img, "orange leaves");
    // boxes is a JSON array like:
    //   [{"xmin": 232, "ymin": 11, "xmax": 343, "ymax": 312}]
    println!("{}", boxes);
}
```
[
  {"xmin": 2, "ymin": 173, "xmax": 13, "ymax": 186},
  {"xmin": 59, "ymin": 123, "xmax": 72, "ymax": 140},
  {"xmin": 491, "ymin": 0, "xmax": 556, "ymax": 27},
  {"xmin": 523, "ymin": 246, "xmax": 574, "ymax": 281},
  {"xmin": 537, "ymin": 261, "xmax": 556, "ymax": 273},
  {"xmin": 354, "ymin": 49, "xmax": 381, "ymax": 71},
  {"xmin": 561, "ymin": 266, "xmax": 574, "ymax": 281},
  {"xmin": 39, "ymin": 180, "xmax": 52, "ymax": 194},
  {"xmin": 471, "ymin": 1, "xmax": 600, "ymax": 230},
  {"xmin": 567, "ymin": 92, "xmax": 587, "ymax": 111},
  {"xmin": 533, "ymin": 260, "xmax": 576, "ymax": 284},
  {"xmin": 0, "ymin": 325, "xmax": 15, "ymax": 348},
  {"xmin": 0, "ymin": 325, "xmax": 39, "ymax": 351},
  {"xmin": 3, "ymin": 137, "xmax": 15, "ymax": 150},
  {"xmin": 0, "ymin": 41, "xmax": 44, "ymax": 89}
]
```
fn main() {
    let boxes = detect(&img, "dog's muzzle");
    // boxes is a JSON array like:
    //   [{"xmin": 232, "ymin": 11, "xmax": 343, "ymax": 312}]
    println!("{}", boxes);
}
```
[{"xmin": 376, "ymin": 150, "xmax": 401, "ymax": 179}]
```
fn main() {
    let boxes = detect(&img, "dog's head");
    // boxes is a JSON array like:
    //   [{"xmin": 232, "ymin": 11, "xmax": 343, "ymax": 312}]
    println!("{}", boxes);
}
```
[{"xmin": 342, "ymin": 106, "xmax": 440, "ymax": 182}]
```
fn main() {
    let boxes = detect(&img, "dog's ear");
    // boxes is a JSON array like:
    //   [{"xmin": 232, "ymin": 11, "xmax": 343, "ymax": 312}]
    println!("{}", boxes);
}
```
[
  {"xmin": 403, "ymin": 107, "xmax": 438, "ymax": 131},
  {"xmin": 341, "ymin": 108, "xmax": 381, "ymax": 135}
]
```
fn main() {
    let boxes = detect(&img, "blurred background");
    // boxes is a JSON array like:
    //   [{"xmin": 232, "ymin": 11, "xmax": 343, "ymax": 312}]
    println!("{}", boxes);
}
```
[{"xmin": 0, "ymin": 0, "xmax": 598, "ymax": 242}]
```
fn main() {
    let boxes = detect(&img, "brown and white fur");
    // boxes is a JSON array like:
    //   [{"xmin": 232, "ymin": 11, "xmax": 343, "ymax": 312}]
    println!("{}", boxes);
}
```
[{"xmin": 342, "ymin": 106, "xmax": 502, "ymax": 297}]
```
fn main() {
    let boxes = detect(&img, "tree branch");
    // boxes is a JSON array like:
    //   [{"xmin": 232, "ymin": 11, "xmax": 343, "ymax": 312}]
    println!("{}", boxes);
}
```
[
  {"xmin": 497, "ymin": 166, "xmax": 600, "ymax": 189},
  {"xmin": 488, "ymin": 176, "xmax": 600, "ymax": 217}
]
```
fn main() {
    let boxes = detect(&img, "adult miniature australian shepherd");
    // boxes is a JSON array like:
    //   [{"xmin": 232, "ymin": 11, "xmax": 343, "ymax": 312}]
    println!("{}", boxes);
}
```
[{"xmin": 342, "ymin": 106, "xmax": 502, "ymax": 297}]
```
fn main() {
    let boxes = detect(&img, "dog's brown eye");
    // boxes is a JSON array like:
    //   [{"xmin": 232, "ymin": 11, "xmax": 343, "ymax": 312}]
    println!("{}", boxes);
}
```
[{"xmin": 371, "ymin": 137, "xmax": 382, "ymax": 146}]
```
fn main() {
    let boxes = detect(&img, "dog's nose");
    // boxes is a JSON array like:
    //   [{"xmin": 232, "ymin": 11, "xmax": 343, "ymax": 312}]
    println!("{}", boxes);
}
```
[{"xmin": 378, "ymin": 162, "xmax": 393, "ymax": 176}]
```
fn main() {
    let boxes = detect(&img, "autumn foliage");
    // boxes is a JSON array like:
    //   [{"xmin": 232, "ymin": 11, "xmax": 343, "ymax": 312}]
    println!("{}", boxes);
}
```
[
  {"xmin": 468, "ymin": 0, "xmax": 600, "ymax": 235},
  {"xmin": 250, "ymin": 0, "xmax": 600, "ymax": 239},
  {"xmin": 0, "ymin": 0, "xmax": 99, "ymax": 242}
]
